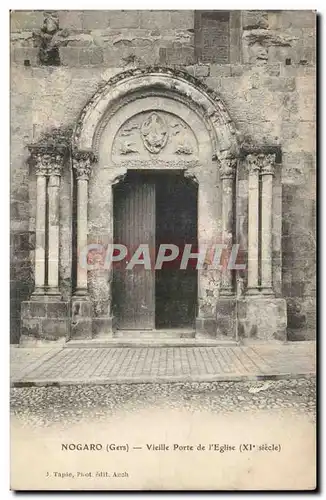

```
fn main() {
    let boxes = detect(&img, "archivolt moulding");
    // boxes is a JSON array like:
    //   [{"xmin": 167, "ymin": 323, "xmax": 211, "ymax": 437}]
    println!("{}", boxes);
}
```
[{"xmin": 72, "ymin": 67, "xmax": 240, "ymax": 158}]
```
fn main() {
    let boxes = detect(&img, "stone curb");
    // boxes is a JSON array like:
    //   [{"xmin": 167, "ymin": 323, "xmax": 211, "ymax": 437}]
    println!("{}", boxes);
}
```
[{"xmin": 11, "ymin": 371, "xmax": 316, "ymax": 388}]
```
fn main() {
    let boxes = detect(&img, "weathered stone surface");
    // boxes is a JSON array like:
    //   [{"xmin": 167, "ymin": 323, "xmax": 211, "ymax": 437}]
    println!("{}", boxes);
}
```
[
  {"xmin": 20, "ymin": 299, "xmax": 70, "ymax": 341},
  {"xmin": 58, "ymin": 11, "xmax": 83, "ymax": 30},
  {"xmin": 216, "ymin": 297, "xmax": 236, "ymax": 337},
  {"xmin": 195, "ymin": 317, "xmax": 216, "ymax": 337},
  {"xmin": 237, "ymin": 297, "xmax": 287, "ymax": 341},
  {"xmin": 41, "ymin": 318, "xmax": 69, "ymax": 339},
  {"xmin": 160, "ymin": 47, "xmax": 195, "ymax": 66},
  {"xmin": 11, "ymin": 10, "xmax": 44, "ymax": 31},
  {"xmin": 12, "ymin": 47, "xmax": 39, "ymax": 65},
  {"xmin": 242, "ymin": 11, "xmax": 269, "ymax": 31},
  {"xmin": 194, "ymin": 65, "xmax": 210, "ymax": 77},
  {"xmin": 71, "ymin": 298, "xmax": 92, "ymax": 339},
  {"xmin": 92, "ymin": 317, "xmax": 115, "ymax": 338},
  {"xmin": 21, "ymin": 318, "xmax": 40, "ymax": 338},
  {"xmin": 21, "ymin": 301, "xmax": 46, "ymax": 318},
  {"xmin": 210, "ymin": 64, "xmax": 232, "ymax": 77},
  {"xmin": 82, "ymin": 11, "xmax": 111, "ymax": 30},
  {"xmin": 139, "ymin": 11, "xmax": 172, "ymax": 30},
  {"xmin": 46, "ymin": 302, "xmax": 69, "ymax": 318}
]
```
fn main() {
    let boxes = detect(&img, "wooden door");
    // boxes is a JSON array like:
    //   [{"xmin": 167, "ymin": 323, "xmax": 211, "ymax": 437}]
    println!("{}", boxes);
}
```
[{"xmin": 113, "ymin": 173, "xmax": 155, "ymax": 330}]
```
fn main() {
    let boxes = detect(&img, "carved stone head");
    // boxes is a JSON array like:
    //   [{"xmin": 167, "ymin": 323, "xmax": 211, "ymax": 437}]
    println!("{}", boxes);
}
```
[
  {"xmin": 248, "ymin": 41, "xmax": 268, "ymax": 64},
  {"xmin": 42, "ymin": 13, "xmax": 59, "ymax": 34}
]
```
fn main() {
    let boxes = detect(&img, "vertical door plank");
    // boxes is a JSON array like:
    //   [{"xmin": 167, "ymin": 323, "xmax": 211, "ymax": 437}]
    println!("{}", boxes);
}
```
[{"xmin": 113, "ymin": 174, "xmax": 155, "ymax": 330}]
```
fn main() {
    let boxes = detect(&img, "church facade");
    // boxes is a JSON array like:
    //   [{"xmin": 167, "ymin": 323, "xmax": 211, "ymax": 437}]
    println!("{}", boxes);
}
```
[{"xmin": 10, "ymin": 10, "xmax": 316, "ymax": 344}]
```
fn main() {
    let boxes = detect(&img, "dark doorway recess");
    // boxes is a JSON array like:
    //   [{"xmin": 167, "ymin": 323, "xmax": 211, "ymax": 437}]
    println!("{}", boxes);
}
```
[
  {"xmin": 113, "ymin": 170, "xmax": 198, "ymax": 331},
  {"xmin": 155, "ymin": 171, "xmax": 198, "ymax": 328}
]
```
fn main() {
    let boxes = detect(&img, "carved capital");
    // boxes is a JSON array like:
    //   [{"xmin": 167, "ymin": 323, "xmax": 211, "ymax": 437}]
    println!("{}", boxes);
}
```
[
  {"xmin": 260, "ymin": 153, "xmax": 276, "ymax": 176},
  {"xmin": 245, "ymin": 153, "xmax": 261, "ymax": 174},
  {"xmin": 47, "ymin": 153, "xmax": 65, "ymax": 177},
  {"xmin": 28, "ymin": 146, "xmax": 65, "ymax": 177},
  {"xmin": 218, "ymin": 153, "xmax": 237, "ymax": 180},
  {"xmin": 245, "ymin": 152, "xmax": 276, "ymax": 176},
  {"xmin": 72, "ymin": 150, "xmax": 97, "ymax": 180}
]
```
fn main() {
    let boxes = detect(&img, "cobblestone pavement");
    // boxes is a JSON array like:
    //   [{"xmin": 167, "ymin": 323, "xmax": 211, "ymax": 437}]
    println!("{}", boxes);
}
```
[
  {"xmin": 11, "ymin": 378, "xmax": 316, "ymax": 428},
  {"xmin": 10, "ymin": 342, "xmax": 316, "ymax": 385}
]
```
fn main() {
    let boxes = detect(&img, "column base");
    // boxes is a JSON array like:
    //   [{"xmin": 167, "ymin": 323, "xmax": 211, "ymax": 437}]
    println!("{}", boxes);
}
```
[
  {"xmin": 237, "ymin": 296, "xmax": 287, "ymax": 342},
  {"xmin": 196, "ymin": 317, "xmax": 216, "ymax": 337},
  {"xmin": 246, "ymin": 287, "xmax": 260, "ymax": 295},
  {"xmin": 260, "ymin": 287, "xmax": 275, "ymax": 296},
  {"xmin": 71, "ymin": 295, "xmax": 92, "ymax": 340},
  {"xmin": 92, "ymin": 316, "xmax": 116, "ymax": 338},
  {"xmin": 46, "ymin": 287, "xmax": 61, "ymax": 297},
  {"xmin": 31, "ymin": 288, "xmax": 46, "ymax": 299},
  {"xmin": 20, "ymin": 297, "xmax": 69, "ymax": 343},
  {"xmin": 73, "ymin": 288, "xmax": 89, "ymax": 297}
]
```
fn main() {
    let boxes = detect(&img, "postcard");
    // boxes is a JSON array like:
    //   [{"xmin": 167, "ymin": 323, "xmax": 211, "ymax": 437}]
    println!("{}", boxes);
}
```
[{"xmin": 10, "ymin": 9, "xmax": 316, "ymax": 490}]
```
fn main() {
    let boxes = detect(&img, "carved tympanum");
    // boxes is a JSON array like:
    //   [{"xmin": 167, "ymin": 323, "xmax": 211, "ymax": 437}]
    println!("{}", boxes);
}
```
[
  {"xmin": 141, "ymin": 112, "xmax": 168, "ymax": 154},
  {"xmin": 119, "ymin": 141, "xmax": 139, "ymax": 155},
  {"xmin": 112, "ymin": 111, "xmax": 198, "ymax": 160},
  {"xmin": 173, "ymin": 123, "xmax": 193, "ymax": 155}
]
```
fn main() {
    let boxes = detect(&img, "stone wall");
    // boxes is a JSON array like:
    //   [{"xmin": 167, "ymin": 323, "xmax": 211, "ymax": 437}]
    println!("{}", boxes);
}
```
[{"xmin": 10, "ymin": 10, "xmax": 316, "ymax": 342}]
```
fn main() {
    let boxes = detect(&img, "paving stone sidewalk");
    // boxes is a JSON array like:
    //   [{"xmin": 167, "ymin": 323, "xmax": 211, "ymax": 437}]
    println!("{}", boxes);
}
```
[{"xmin": 10, "ymin": 342, "xmax": 316, "ymax": 386}]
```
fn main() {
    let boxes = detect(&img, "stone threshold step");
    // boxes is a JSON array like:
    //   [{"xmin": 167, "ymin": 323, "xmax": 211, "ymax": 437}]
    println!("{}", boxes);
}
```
[{"xmin": 65, "ymin": 338, "xmax": 239, "ymax": 348}]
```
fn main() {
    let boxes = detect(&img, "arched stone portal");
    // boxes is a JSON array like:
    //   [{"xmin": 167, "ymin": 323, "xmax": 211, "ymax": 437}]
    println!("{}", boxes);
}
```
[
  {"xmin": 21, "ymin": 67, "xmax": 287, "ymax": 344},
  {"xmin": 71, "ymin": 68, "xmax": 240, "ymax": 338}
]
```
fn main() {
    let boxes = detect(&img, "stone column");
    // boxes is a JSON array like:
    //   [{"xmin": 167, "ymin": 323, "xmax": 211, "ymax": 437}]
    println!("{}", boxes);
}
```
[
  {"xmin": 47, "ymin": 154, "xmax": 64, "ymax": 296},
  {"xmin": 72, "ymin": 151, "xmax": 96, "ymax": 295},
  {"xmin": 21, "ymin": 145, "xmax": 70, "ymax": 344},
  {"xmin": 71, "ymin": 151, "xmax": 96, "ymax": 339},
  {"xmin": 219, "ymin": 154, "xmax": 237, "ymax": 296},
  {"xmin": 194, "ymin": 164, "xmax": 221, "ymax": 337},
  {"xmin": 260, "ymin": 154, "xmax": 275, "ymax": 295},
  {"xmin": 246, "ymin": 154, "xmax": 260, "ymax": 294},
  {"xmin": 30, "ymin": 148, "xmax": 48, "ymax": 296}
]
